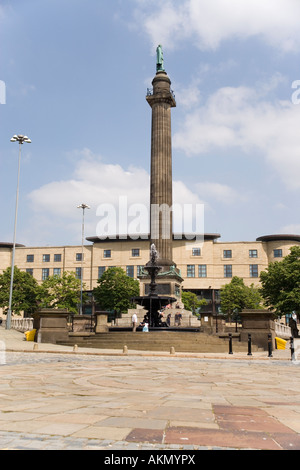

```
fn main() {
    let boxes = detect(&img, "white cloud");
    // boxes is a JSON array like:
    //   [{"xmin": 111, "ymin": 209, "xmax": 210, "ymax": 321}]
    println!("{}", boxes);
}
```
[
  {"xmin": 195, "ymin": 182, "xmax": 239, "ymax": 205},
  {"xmin": 281, "ymin": 224, "xmax": 300, "ymax": 234},
  {"xmin": 173, "ymin": 79, "xmax": 202, "ymax": 109},
  {"xmin": 29, "ymin": 149, "xmax": 150, "ymax": 217},
  {"xmin": 134, "ymin": 0, "xmax": 300, "ymax": 52},
  {"xmin": 173, "ymin": 81, "xmax": 300, "ymax": 189},
  {"xmin": 27, "ymin": 149, "xmax": 204, "ymax": 243}
]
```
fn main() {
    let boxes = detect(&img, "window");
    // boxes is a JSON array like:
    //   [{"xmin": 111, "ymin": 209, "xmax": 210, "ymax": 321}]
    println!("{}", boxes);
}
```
[
  {"xmin": 27, "ymin": 254, "xmax": 34, "ymax": 262},
  {"xmin": 98, "ymin": 266, "xmax": 106, "ymax": 278},
  {"xmin": 250, "ymin": 264, "xmax": 258, "ymax": 278},
  {"xmin": 103, "ymin": 250, "xmax": 111, "ymax": 258},
  {"xmin": 126, "ymin": 266, "xmax": 134, "ymax": 278},
  {"xmin": 26, "ymin": 268, "xmax": 33, "ymax": 276},
  {"xmin": 249, "ymin": 250, "xmax": 258, "ymax": 258},
  {"xmin": 76, "ymin": 253, "xmax": 82, "ymax": 261},
  {"xmin": 187, "ymin": 265, "xmax": 195, "ymax": 277},
  {"xmin": 131, "ymin": 249, "xmax": 140, "ymax": 257},
  {"xmin": 42, "ymin": 268, "xmax": 50, "ymax": 280},
  {"xmin": 54, "ymin": 254, "xmax": 61, "ymax": 262},
  {"xmin": 198, "ymin": 265, "xmax": 207, "ymax": 278},
  {"xmin": 75, "ymin": 267, "xmax": 82, "ymax": 279},
  {"xmin": 192, "ymin": 248, "xmax": 201, "ymax": 256},
  {"xmin": 53, "ymin": 268, "xmax": 61, "ymax": 277},
  {"xmin": 43, "ymin": 254, "xmax": 50, "ymax": 262},
  {"xmin": 224, "ymin": 265, "xmax": 232, "ymax": 278},
  {"xmin": 223, "ymin": 250, "xmax": 232, "ymax": 258},
  {"xmin": 274, "ymin": 249, "xmax": 282, "ymax": 258}
]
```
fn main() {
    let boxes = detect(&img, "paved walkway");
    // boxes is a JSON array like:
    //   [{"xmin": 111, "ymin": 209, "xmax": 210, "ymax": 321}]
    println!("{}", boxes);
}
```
[{"xmin": 0, "ymin": 327, "xmax": 300, "ymax": 451}]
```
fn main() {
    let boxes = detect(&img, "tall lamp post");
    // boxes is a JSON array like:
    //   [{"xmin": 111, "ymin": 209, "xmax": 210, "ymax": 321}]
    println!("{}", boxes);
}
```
[
  {"xmin": 77, "ymin": 203, "xmax": 90, "ymax": 315},
  {"xmin": 6, "ymin": 135, "xmax": 31, "ymax": 329}
]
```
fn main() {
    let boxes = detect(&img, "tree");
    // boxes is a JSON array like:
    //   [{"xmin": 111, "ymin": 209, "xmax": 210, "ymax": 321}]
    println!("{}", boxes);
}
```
[
  {"xmin": 260, "ymin": 246, "xmax": 300, "ymax": 318},
  {"xmin": 0, "ymin": 266, "xmax": 40, "ymax": 315},
  {"xmin": 220, "ymin": 276, "xmax": 262, "ymax": 319},
  {"xmin": 93, "ymin": 267, "xmax": 140, "ymax": 314},
  {"xmin": 181, "ymin": 291, "xmax": 207, "ymax": 314},
  {"xmin": 38, "ymin": 271, "xmax": 86, "ymax": 314}
]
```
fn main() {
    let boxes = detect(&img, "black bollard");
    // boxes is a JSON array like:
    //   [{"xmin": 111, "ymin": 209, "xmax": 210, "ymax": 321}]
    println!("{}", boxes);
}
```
[
  {"xmin": 290, "ymin": 336, "xmax": 295, "ymax": 361},
  {"xmin": 247, "ymin": 333, "xmax": 252, "ymax": 356},
  {"xmin": 229, "ymin": 333, "xmax": 233, "ymax": 354},
  {"xmin": 267, "ymin": 334, "xmax": 273, "ymax": 357}
]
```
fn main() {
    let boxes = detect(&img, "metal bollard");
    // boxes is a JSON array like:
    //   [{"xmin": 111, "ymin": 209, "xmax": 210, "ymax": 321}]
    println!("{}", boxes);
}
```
[
  {"xmin": 247, "ymin": 334, "xmax": 252, "ymax": 356},
  {"xmin": 290, "ymin": 337, "xmax": 295, "ymax": 361},
  {"xmin": 228, "ymin": 333, "xmax": 233, "ymax": 354},
  {"xmin": 267, "ymin": 334, "xmax": 273, "ymax": 357}
]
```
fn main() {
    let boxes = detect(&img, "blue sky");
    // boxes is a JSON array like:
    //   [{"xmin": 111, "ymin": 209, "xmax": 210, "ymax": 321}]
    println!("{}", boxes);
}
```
[{"xmin": 1, "ymin": 0, "xmax": 300, "ymax": 247}]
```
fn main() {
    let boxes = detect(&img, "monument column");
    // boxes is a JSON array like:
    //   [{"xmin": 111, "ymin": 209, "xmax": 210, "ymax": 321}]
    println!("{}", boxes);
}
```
[{"xmin": 146, "ymin": 45, "xmax": 176, "ymax": 269}]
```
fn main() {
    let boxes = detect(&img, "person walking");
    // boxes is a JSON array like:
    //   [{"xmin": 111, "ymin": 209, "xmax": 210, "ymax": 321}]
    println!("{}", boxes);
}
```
[{"xmin": 132, "ymin": 313, "xmax": 138, "ymax": 332}]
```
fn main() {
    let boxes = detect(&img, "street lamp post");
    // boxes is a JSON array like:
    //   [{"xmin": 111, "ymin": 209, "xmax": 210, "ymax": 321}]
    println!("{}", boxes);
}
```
[
  {"xmin": 6, "ymin": 135, "xmax": 31, "ymax": 329},
  {"xmin": 77, "ymin": 203, "xmax": 90, "ymax": 315}
]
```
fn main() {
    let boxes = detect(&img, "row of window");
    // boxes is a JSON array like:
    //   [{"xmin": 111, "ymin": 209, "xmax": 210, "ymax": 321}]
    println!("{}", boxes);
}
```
[
  {"xmin": 26, "ymin": 248, "xmax": 284, "ymax": 263},
  {"xmin": 27, "ymin": 267, "xmax": 82, "ymax": 280},
  {"xmin": 205, "ymin": 249, "xmax": 282, "ymax": 259},
  {"xmin": 27, "ymin": 253, "xmax": 84, "ymax": 263},
  {"xmin": 103, "ymin": 249, "xmax": 141, "ymax": 258},
  {"xmin": 27, "ymin": 263, "xmax": 260, "ymax": 281},
  {"xmin": 26, "ymin": 249, "xmax": 142, "ymax": 263},
  {"xmin": 27, "ymin": 266, "xmax": 139, "ymax": 281},
  {"xmin": 187, "ymin": 264, "xmax": 259, "ymax": 278}
]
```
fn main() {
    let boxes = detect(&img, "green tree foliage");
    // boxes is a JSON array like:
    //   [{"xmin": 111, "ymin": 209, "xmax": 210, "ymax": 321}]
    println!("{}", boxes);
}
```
[
  {"xmin": 38, "ymin": 271, "xmax": 86, "ymax": 314},
  {"xmin": 181, "ymin": 291, "xmax": 207, "ymax": 314},
  {"xmin": 260, "ymin": 246, "xmax": 300, "ymax": 318},
  {"xmin": 93, "ymin": 267, "xmax": 140, "ymax": 314},
  {"xmin": 220, "ymin": 276, "xmax": 262, "ymax": 318},
  {"xmin": 0, "ymin": 266, "xmax": 40, "ymax": 315}
]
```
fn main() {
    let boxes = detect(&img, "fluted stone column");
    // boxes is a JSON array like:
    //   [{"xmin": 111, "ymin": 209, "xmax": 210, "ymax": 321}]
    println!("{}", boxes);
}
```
[{"xmin": 146, "ymin": 71, "xmax": 176, "ymax": 268}]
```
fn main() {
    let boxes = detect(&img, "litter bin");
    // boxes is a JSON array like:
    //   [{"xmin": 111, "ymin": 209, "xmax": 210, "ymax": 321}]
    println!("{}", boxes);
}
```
[
  {"xmin": 275, "ymin": 337, "xmax": 287, "ymax": 350},
  {"xmin": 24, "ymin": 329, "xmax": 36, "ymax": 341}
]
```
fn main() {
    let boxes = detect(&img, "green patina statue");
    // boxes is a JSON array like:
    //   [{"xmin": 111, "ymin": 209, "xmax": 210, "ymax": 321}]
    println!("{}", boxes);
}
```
[{"xmin": 156, "ymin": 44, "xmax": 165, "ymax": 72}]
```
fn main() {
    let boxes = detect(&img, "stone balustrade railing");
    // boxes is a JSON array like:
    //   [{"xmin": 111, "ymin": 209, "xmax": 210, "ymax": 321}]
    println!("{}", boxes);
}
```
[
  {"xmin": 274, "ymin": 321, "xmax": 292, "ymax": 339},
  {"xmin": 2, "ymin": 317, "xmax": 33, "ymax": 332}
]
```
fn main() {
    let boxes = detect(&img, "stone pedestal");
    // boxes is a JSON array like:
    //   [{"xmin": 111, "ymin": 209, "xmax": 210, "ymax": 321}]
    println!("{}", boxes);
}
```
[
  {"xmin": 33, "ymin": 308, "xmax": 69, "ymax": 344},
  {"xmin": 240, "ymin": 309, "xmax": 276, "ymax": 350},
  {"xmin": 201, "ymin": 312, "xmax": 225, "ymax": 334},
  {"xmin": 71, "ymin": 314, "xmax": 94, "ymax": 333},
  {"xmin": 143, "ymin": 273, "xmax": 182, "ymax": 298},
  {"xmin": 95, "ymin": 311, "xmax": 109, "ymax": 333}
]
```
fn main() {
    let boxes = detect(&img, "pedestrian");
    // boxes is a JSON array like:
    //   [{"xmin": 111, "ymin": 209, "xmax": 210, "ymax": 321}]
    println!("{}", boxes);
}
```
[
  {"xmin": 167, "ymin": 313, "xmax": 171, "ymax": 327},
  {"xmin": 132, "ymin": 313, "xmax": 138, "ymax": 332}
]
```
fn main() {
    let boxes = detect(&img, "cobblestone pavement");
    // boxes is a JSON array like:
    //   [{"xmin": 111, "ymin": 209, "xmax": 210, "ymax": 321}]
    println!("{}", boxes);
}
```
[{"xmin": 0, "ymin": 329, "xmax": 300, "ymax": 451}]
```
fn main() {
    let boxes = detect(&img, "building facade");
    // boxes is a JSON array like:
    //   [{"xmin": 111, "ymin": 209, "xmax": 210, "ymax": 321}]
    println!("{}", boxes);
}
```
[{"xmin": 1, "ymin": 233, "xmax": 299, "ymax": 315}]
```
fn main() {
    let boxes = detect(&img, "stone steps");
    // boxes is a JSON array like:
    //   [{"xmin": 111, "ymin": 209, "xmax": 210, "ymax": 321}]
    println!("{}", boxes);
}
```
[{"xmin": 59, "ymin": 330, "xmax": 262, "ymax": 353}]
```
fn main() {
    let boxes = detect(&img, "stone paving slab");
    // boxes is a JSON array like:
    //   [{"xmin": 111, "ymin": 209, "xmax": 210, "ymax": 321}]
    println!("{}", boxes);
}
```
[{"xmin": 0, "ymin": 327, "xmax": 300, "ymax": 451}]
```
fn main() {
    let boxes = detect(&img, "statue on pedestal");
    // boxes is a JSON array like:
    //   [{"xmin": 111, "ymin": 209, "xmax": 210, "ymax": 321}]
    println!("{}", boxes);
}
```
[{"xmin": 156, "ymin": 44, "xmax": 165, "ymax": 72}]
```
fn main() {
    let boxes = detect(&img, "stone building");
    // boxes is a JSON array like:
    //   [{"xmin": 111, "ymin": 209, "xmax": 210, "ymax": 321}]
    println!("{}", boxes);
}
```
[{"xmin": 1, "ymin": 233, "xmax": 299, "ymax": 316}]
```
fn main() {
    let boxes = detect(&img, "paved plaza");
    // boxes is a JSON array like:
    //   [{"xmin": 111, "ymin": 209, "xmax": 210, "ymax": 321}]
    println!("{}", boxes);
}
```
[{"xmin": 0, "ymin": 328, "xmax": 300, "ymax": 451}]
